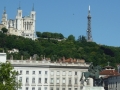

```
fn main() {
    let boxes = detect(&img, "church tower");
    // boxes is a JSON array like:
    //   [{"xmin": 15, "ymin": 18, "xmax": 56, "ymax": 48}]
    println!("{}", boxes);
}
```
[
  {"xmin": 15, "ymin": 4, "xmax": 22, "ymax": 30},
  {"xmin": 1, "ymin": 7, "xmax": 8, "ymax": 28},
  {"xmin": 86, "ymin": 5, "xmax": 92, "ymax": 42},
  {"xmin": 30, "ymin": 4, "xmax": 36, "ymax": 39}
]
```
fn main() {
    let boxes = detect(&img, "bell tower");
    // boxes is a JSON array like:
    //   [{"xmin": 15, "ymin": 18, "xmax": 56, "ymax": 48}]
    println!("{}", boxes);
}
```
[{"xmin": 1, "ymin": 7, "xmax": 8, "ymax": 28}]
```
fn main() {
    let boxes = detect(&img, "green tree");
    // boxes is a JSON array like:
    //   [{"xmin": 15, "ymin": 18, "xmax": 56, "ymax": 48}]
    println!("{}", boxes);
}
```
[
  {"xmin": 0, "ymin": 61, "xmax": 21, "ymax": 90},
  {"xmin": 1, "ymin": 27, "xmax": 8, "ymax": 34},
  {"xmin": 36, "ymin": 31, "xmax": 41, "ymax": 37},
  {"xmin": 67, "ymin": 35, "xmax": 75, "ymax": 41}
]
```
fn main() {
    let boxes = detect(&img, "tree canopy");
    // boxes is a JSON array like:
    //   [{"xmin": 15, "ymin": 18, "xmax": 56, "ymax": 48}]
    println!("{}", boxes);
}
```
[
  {"xmin": 0, "ymin": 61, "xmax": 21, "ymax": 90},
  {"xmin": 0, "ymin": 32, "xmax": 120, "ymax": 67}
]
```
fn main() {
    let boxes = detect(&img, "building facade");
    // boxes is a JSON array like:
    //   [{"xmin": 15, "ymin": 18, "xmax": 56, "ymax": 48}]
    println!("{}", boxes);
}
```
[
  {"xmin": 8, "ymin": 60, "xmax": 91, "ymax": 90},
  {"xmin": 1, "ymin": 6, "xmax": 36, "ymax": 40}
]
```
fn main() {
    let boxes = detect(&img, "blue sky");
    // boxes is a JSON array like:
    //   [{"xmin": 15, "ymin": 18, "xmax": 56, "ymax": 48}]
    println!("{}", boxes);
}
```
[{"xmin": 0, "ymin": 0, "xmax": 120, "ymax": 46}]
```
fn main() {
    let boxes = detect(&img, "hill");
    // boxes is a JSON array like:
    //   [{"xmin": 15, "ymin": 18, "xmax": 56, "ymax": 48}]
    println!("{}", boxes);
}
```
[{"xmin": 0, "ymin": 32, "xmax": 120, "ymax": 67}]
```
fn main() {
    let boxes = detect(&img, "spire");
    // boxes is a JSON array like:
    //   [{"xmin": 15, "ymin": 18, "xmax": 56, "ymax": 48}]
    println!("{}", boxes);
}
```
[
  {"xmin": 88, "ymin": 5, "xmax": 91, "ymax": 16},
  {"xmin": 3, "ymin": 7, "xmax": 6, "ymax": 14},
  {"xmin": 18, "ymin": 1, "xmax": 21, "ymax": 9},
  {"xmin": 32, "ymin": 3, "xmax": 34, "ymax": 11}
]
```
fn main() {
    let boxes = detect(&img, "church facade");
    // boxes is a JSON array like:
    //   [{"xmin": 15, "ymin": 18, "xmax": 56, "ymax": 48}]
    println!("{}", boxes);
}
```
[{"xmin": 0, "ymin": 6, "xmax": 36, "ymax": 40}]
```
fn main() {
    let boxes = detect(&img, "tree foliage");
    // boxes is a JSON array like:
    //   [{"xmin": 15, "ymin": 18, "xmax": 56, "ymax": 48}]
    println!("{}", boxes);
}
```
[
  {"xmin": 0, "ymin": 61, "xmax": 21, "ymax": 90},
  {"xmin": 1, "ymin": 27, "xmax": 8, "ymax": 34},
  {"xmin": 0, "ymin": 32, "xmax": 120, "ymax": 67}
]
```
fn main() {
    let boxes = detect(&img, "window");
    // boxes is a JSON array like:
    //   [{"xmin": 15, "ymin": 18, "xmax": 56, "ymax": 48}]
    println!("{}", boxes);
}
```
[
  {"xmin": 56, "ymin": 88, "xmax": 59, "ymax": 90},
  {"xmin": 19, "ymin": 87, "xmax": 22, "ymax": 90},
  {"xmin": 63, "ymin": 71, "xmax": 66, "ymax": 75},
  {"xmin": 45, "ymin": 78, "xmax": 47, "ymax": 83},
  {"xmin": 87, "ymin": 79, "xmax": 89, "ymax": 85},
  {"xmin": 20, "ymin": 70, "xmax": 22, "ymax": 74},
  {"xmin": 57, "ymin": 71, "xmax": 60, "ymax": 75},
  {"xmin": 74, "ymin": 88, "xmax": 77, "ymax": 90},
  {"xmin": 19, "ymin": 77, "xmax": 22, "ymax": 82},
  {"xmin": 33, "ymin": 71, "xmax": 35, "ymax": 74},
  {"xmin": 26, "ymin": 87, "xmax": 28, "ymax": 90},
  {"xmin": 39, "ymin": 71, "xmax": 41, "ymax": 74},
  {"xmin": 32, "ymin": 87, "xmax": 35, "ymax": 90},
  {"xmin": 50, "ymin": 78, "xmax": 54, "ymax": 84},
  {"xmin": 38, "ymin": 78, "xmax": 41, "ymax": 83},
  {"xmin": 26, "ymin": 71, "xmax": 29, "ymax": 74},
  {"xmin": 26, "ymin": 77, "xmax": 29, "ymax": 83},
  {"xmin": 45, "ymin": 71, "xmax": 47, "ymax": 75},
  {"xmin": 75, "ymin": 72, "xmax": 77, "ymax": 75},
  {"xmin": 68, "ymin": 78, "xmax": 71, "ymax": 84},
  {"xmin": 51, "ymin": 71, "xmax": 54, "ymax": 75},
  {"xmin": 68, "ymin": 88, "xmax": 71, "ymax": 90},
  {"xmin": 68, "ymin": 71, "xmax": 72, "ymax": 75},
  {"xmin": 62, "ymin": 88, "xmax": 65, "ymax": 90},
  {"xmin": 62, "ymin": 78, "xmax": 65, "ymax": 84},
  {"xmin": 56, "ymin": 78, "xmax": 59, "ymax": 84},
  {"xmin": 38, "ymin": 87, "xmax": 41, "ymax": 90},
  {"xmin": 75, "ymin": 78, "xmax": 77, "ymax": 84},
  {"xmin": 44, "ymin": 87, "xmax": 47, "ymax": 90},
  {"xmin": 32, "ymin": 78, "xmax": 35, "ymax": 83},
  {"xmin": 50, "ymin": 87, "xmax": 53, "ymax": 90}
]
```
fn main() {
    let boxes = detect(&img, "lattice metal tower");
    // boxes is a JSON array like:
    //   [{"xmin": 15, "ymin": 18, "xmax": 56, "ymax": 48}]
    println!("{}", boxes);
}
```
[{"xmin": 87, "ymin": 5, "xmax": 92, "ymax": 42}]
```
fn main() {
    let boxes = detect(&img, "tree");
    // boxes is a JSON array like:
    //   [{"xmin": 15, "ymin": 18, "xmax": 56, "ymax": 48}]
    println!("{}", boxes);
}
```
[
  {"xmin": 36, "ymin": 31, "xmax": 41, "ymax": 37},
  {"xmin": 1, "ymin": 27, "xmax": 8, "ymax": 34},
  {"xmin": 0, "ymin": 61, "xmax": 21, "ymax": 90},
  {"xmin": 67, "ymin": 35, "xmax": 75, "ymax": 41}
]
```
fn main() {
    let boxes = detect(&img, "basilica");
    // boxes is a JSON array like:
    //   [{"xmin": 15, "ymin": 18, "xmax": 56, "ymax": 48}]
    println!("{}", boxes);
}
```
[{"xmin": 0, "ymin": 6, "xmax": 36, "ymax": 40}]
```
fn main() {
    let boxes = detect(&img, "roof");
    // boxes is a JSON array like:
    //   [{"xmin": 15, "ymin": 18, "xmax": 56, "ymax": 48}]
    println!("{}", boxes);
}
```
[{"xmin": 100, "ymin": 70, "xmax": 119, "ymax": 75}]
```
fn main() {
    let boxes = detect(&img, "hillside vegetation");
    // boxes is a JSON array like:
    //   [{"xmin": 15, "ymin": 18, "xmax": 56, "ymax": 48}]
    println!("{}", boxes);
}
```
[{"xmin": 0, "ymin": 31, "xmax": 120, "ymax": 67}]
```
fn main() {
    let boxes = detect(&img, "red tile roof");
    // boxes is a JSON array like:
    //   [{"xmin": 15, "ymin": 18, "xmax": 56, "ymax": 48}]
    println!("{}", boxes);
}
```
[{"xmin": 100, "ymin": 70, "xmax": 119, "ymax": 75}]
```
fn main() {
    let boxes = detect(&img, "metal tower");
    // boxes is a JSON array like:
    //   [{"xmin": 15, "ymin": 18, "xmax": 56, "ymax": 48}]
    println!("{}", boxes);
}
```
[{"xmin": 87, "ymin": 5, "xmax": 92, "ymax": 42}]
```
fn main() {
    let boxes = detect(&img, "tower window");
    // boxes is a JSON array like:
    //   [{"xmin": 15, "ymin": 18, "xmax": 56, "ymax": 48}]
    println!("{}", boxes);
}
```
[
  {"xmin": 32, "ymin": 14, "xmax": 34, "ymax": 18},
  {"xmin": 19, "ymin": 13, "xmax": 21, "ymax": 17}
]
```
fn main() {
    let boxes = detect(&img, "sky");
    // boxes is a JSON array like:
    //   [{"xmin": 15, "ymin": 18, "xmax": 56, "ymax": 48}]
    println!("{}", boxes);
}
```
[{"xmin": 0, "ymin": 0, "xmax": 120, "ymax": 47}]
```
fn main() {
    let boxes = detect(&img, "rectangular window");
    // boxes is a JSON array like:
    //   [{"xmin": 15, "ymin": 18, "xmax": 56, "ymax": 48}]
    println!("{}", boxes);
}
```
[
  {"xmin": 20, "ymin": 70, "xmax": 22, "ymax": 75},
  {"xmin": 45, "ymin": 78, "xmax": 47, "ymax": 83},
  {"xmin": 50, "ymin": 78, "xmax": 54, "ymax": 84},
  {"xmin": 56, "ymin": 78, "xmax": 60, "ymax": 84},
  {"xmin": 32, "ymin": 87, "xmax": 35, "ymax": 90},
  {"xmin": 45, "ymin": 71, "xmax": 47, "ymax": 75},
  {"xmin": 74, "ymin": 88, "xmax": 77, "ymax": 90},
  {"xmin": 32, "ymin": 78, "xmax": 35, "ymax": 83},
  {"xmin": 51, "ymin": 71, "xmax": 54, "ymax": 75},
  {"xmin": 63, "ymin": 71, "xmax": 66, "ymax": 75},
  {"xmin": 26, "ymin": 77, "xmax": 29, "ymax": 83},
  {"xmin": 62, "ymin": 88, "xmax": 65, "ymax": 90},
  {"xmin": 26, "ymin": 71, "xmax": 29, "ymax": 74},
  {"xmin": 75, "ymin": 72, "xmax": 77, "ymax": 75},
  {"xmin": 68, "ymin": 88, "xmax": 71, "ymax": 90},
  {"xmin": 75, "ymin": 78, "xmax": 77, "ymax": 84},
  {"xmin": 44, "ymin": 87, "xmax": 47, "ymax": 90},
  {"xmin": 68, "ymin": 71, "xmax": 72, "ymax": 75},
  {"xmin": 38, "ymin": 87, "xmax": 41, "ymax": 90},
  {"xmin": 63, "ymin": 78, "xmax": 65, "ymax": 84},
  {"xmin": 26, "ymin": 87, "xmax": 28, "ymax": 90},
  {"xmin": 33, "ymin": 71, "xmax": 35, "ymax": 74},
  {"xmin": 56, "ymin": 88, "xmax": 59, "ymax": 90},
  {"xmin": 19, "ymin": 77, "xmax": 22, "ymax": 82},
  {"xmin": 57, "ymin": 71, "xmax": 60, "ymax": 75},
  {"xmin": 69, "ymin": 78, "xmax": 71, "ymax": 84},
  {"xmin": 50, "ymin": 87, "xmax": 53, "ymax": 90},
  {"xmin": 39, "ymin": 71, "xmax": 41, "ymax": 74},
  {"xmin": 38, "ymin": 78, "xmax": 41, "ymax": 83}
]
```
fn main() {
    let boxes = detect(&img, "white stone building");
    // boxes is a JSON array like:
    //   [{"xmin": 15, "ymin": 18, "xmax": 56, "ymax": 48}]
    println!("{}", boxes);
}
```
[
  {"xmin": 8, "ymin": 60, "xmax": 91, "ymax": 90},
  {"xmin": 1, "ymin": 6, "xmax": 36, "ymax": 40}
]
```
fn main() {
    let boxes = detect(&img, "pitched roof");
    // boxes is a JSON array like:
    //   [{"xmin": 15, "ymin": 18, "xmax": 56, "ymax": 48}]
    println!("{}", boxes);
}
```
[{"xmin": 100, "ymin": 70, "xmax": 119, "ymax": 75}]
